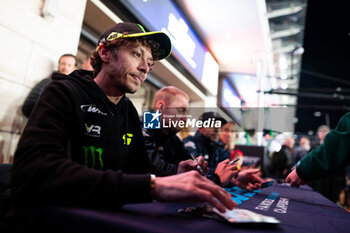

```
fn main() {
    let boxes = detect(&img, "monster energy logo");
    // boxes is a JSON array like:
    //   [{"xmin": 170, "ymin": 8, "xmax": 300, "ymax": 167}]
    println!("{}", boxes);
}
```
[{"xmin": 83, "ymin": 146, "xmax": 104, "ymax": 169}]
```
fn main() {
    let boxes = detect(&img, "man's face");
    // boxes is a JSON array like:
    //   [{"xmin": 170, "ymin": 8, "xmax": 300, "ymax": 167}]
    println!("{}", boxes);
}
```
[
  {"xmin": 317, "ymin": 130, "xmax": 329, "ymax": 142},
  {"xmin": 58, "ymin": 56, "xmax": 76, "ymax": 75},
  {"xmin": 199, "ymin": 126, "xmax": 220, "ymax": 142},
  {"xmin": 161, "ymin": 95, "xmax": 189, "ymax": 132},
  {"xmin": 106, "ymin": 43, "xmax": 153, "ymax": 94},
  {"xmin": 220, "ymin": 123, "xmax": 235, "ymax": 145}
]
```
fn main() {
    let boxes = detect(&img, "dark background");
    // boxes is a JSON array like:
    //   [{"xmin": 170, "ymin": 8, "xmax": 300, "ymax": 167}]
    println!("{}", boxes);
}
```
[{"xmin": 294, "ymin": 0, "xmax": 350, "ymax": 134}]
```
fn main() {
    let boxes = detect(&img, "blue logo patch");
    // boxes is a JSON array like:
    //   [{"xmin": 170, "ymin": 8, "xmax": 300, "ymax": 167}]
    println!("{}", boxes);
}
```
[{"xmin": 143, "ymin": 110, "xmax": 161, "ymax": 129}]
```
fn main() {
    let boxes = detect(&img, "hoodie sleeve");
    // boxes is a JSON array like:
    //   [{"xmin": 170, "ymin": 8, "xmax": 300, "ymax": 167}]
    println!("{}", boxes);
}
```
[
  {"xmin": 296, "ymin": 113, "xmax": 350, "ymax": 181},
  {"xmin": 12, "ymin": 79, "xmax": 152, "ymax": 209}
]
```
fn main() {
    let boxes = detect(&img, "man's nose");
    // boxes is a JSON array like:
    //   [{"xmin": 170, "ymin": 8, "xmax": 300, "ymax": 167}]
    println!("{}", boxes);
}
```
[{"xmin": 138, "ymin": 59, "xmax": 149, "ymax": 74}]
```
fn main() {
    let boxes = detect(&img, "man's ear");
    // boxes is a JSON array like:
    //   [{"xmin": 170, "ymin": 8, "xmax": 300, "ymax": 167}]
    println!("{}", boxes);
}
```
[
  {"xmin": 198, "ymin": 127, "xmax": 205, "ymax": 134},
  {"xmin": 155, "ymin": 100, "xmax": 164, "ymax": 110},
  {"xmin": 98, "ymin": 44, "xmax": 111, "ymax": 63}
]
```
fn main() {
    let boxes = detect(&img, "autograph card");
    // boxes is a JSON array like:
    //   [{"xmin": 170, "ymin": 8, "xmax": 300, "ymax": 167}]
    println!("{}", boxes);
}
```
[{"xmin": 213, "ymin": 208, "xmax": 280, "ymax": 224}]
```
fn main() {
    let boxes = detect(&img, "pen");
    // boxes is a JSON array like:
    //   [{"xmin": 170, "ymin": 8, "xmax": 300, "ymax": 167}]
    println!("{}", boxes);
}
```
[
  {"xmin": 190, "ymin": 153, "xmax": 205, "ymax": 176},
  {"xmin": 229, "ymin": 157, "xmax": 240, "ymax": 165}
]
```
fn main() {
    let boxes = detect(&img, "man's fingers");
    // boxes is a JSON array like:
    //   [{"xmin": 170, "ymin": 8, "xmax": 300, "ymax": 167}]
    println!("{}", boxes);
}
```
[
  {"xmin": 210, "ymin": 197, "xmax": 230, "ymax": 213},
  {"xmin": 180, "ymin": 159, "xmax": 194, "ymax": 168},
  {"xmin": 226, "ymin": 164, "xmax": 238, "ymax": 171},
  {"xmin": 221, "ymin": 159, "xmax": 230, "ymax": 164},
  {"xmin": 195, "ymin": 156, "xmax": 209, "ymax": 174},
  {"xmin": 253, "ymin": 175, "xmax": 264, "ymax": 183},
  {"xmin": 286, "ymin": 176, "xmax": 291, "ymax": 183},
  {"xmin": 189, "ymin": 176, "xmax": 236, "ymax": 212},
  {"xmin": 196, "ymin": 156, "xmax": 205, "ymax": 164},
  {"xmin": 203, "ymin": 161, "xmax": 208, "ymax": 168},
  {"xmin": 291, "ymin": 181, "xmax": 300, "ymax": 188},
  {"xmin": 196, "ymin": 178, "xmax": 236, "ymax": 210},
  {"xmin": 247, "ymin": 168, "xmax": 261, "ymax": 174}
]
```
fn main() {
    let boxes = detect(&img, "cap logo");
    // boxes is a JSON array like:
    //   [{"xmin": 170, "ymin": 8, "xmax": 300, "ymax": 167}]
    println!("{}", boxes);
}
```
[{"xmin": 106, "ymin": 32, "xmax": 123, "ymax": 41}]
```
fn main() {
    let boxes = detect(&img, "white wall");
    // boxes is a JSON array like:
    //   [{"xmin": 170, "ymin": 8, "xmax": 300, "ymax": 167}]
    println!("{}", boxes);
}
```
[{"xmin": 0, "ymin": 0, "xmax": 86, "ymax": 163}]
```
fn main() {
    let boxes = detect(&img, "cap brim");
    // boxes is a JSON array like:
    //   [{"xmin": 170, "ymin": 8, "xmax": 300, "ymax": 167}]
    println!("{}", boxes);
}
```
[{"xmin": 126, "ymin": 31, "xmax": 172, "ymax": 61}]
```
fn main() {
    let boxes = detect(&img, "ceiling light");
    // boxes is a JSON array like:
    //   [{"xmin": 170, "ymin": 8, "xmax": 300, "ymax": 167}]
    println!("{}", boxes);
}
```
[
  {"xmin": 279, "ymin": 56, "xmax": 288, "ymax": 70},
  {"xmin": 280, "ymin": 73, "xmax": 288, "ymax": 79},
  {"xmin": 292, "ymin": 47, "xmax": 304, "ymax": 55},
  {"xmin": 244, "ymin": 75, "xmax": 250, "ymax": 80},
  {"xmin": 313, "ymin": 111, "xmax": 321, "ymax": 117}
]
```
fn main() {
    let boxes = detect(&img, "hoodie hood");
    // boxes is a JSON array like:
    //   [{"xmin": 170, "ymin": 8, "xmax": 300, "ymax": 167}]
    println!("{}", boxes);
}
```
[{"xmin": 53, "ymin": 70, "xmax": 106, "ymax": 100}]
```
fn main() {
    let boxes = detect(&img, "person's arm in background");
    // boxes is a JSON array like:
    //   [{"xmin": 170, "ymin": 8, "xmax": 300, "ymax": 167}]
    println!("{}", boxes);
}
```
[{"xmin": 287, "ymin": 113, "xmax": 350, "ymax": 187}]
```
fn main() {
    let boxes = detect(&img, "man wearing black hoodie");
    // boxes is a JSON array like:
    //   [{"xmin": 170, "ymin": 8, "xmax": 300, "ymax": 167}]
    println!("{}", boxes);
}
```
[{"xmin": 11, "ymin": 23, "xmax": 235, "ymax": 221}]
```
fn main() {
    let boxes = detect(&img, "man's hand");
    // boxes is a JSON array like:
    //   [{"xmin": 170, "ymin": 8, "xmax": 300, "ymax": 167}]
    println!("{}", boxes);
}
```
[
  {"xmin": 177, "ymin": 156, "xmax": 208, "ymax": 174},
  {"xmin": 286, "ymin": 169, "xmax": 306, "ymax": 188},
  {"xmin": 234, "ymin": 168, "xmax": 263, "ymax": 191},
  {"xmin": 215, "ymin": 159, "xmax": 239, "ymax": 186},
  {"xmin": 153, "ymin": 170, "xmax": 237, "ymax": 213}
]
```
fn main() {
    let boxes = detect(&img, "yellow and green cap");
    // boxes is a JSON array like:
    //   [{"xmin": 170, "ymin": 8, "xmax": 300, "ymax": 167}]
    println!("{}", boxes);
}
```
[{"xmin": 97, "ymin": 22, "xmax": 172, "ymax": 61}]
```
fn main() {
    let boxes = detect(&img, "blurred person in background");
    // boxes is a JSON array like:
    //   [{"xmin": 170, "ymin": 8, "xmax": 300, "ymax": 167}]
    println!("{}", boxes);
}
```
[
  {"xmin": 261, "ymin": 130, "xmax": 275, "ymax": 176},
  {"xmin": 269, "ymin": 136, "xmax": 295, "ymax": 178},
  {"xmin": 311, "ymin": 125, "xmax": 330, "ymax": 150},
  {"xmin": 21, "ymin": 54, "xmax": 77, "ymax": 117},
  {"xmin": 82, "ymin": 54, "xmax": 94, "ymax": 71},
  {"xmin": 219, "ymin": 122, "xmax": 237, "ymax": 153},
  {"xmin": 183, "ymin": 112, "xmax": 229, "ymax": 180},
  {"xmin": 293, "ymin": 136, "xmax": 311, "ymax": 164},
  {"xmin": 217, "ymin": 121, "xmax": 243, "ymax": 167}
]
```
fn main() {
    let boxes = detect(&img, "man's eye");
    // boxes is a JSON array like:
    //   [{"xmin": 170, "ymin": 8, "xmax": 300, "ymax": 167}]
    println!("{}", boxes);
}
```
[
  {"xmin": 177, "ymin": 108, "xmax": 188, "ymax": 114},
  {"xmin": 133, "ymin": 52, "xmax": 141, "ymax": 57},
  {"xmin": 148, "ymin": 62, "xmax": 155, "ymax": 69}
]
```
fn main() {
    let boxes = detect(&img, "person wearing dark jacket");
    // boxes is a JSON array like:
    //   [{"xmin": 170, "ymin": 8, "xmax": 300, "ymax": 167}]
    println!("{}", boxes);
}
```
[
  {"xmin": 143, "ymin": 86, "xmax": 206, "ymax": 176},
  {"xmin": 269, "ymin": 136, "xmax": 295, "ymax": 178},
  {"xmin": 183, "ymin": 112, "xmax": 263, "ymax": 189},
  {"xmin": 21, "ymin": 54, "xmax": 77, "ymax": 117},
  {"xmin": 11, "ymin": 23, "xmax": 235, "ymax": 224},
  {"xmin": 182, "ymin": 112, "xmax": 229, "ymax": 183}
]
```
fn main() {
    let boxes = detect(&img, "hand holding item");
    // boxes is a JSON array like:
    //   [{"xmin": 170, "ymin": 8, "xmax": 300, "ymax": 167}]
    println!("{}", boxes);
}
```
[
  {"xmin": 286, "ymin": 169, "xmax": 306, "ymax": 188},
  {"xmin": 234, "ymin": 168, "xmax": 263, "ymax": 191},
  {"xmin": 177, "ymin": 155, "xmax": 208, "ymax": 174},
  {"xmin": 153, "ymin": 170, "xmax": 237, "ymax": 213},
  {"xmin": 215, "ymin": 159, "xmax": 239, "ymax": 187}
]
